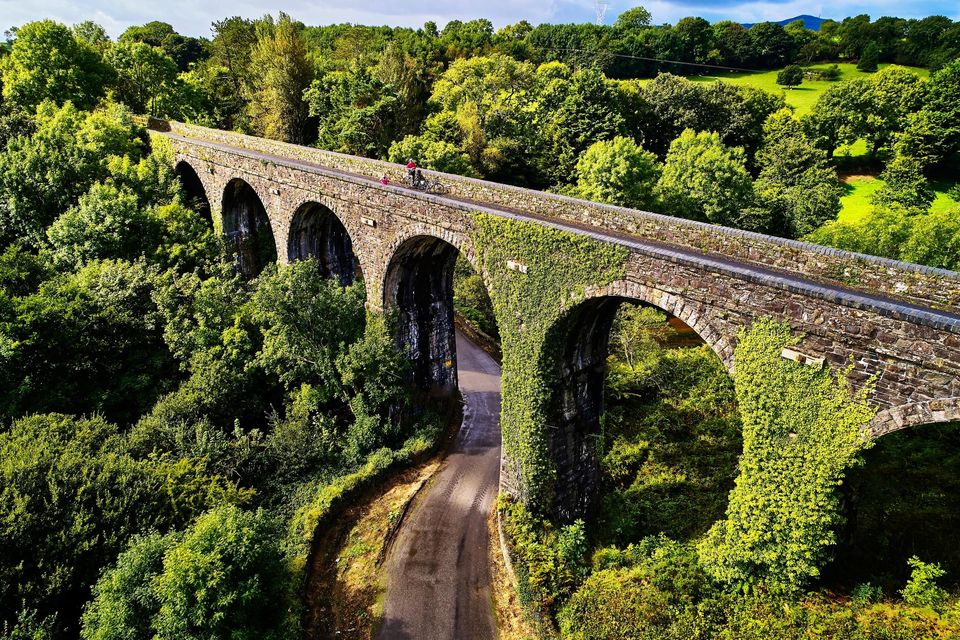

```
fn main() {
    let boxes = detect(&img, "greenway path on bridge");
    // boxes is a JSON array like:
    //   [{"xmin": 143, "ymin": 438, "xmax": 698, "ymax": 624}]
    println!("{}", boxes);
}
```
[{"xmin": 378, "ymin": 333, "xmax": 501, "ymax": 640}]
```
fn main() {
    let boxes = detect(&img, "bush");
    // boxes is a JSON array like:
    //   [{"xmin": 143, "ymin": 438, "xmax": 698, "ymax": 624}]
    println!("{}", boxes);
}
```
[
  {"xmin": 901, "ymin": 557, "xmax": 948, "ymax": 611},
  {"xmin": 777, "ymin": 65, "xmax": 804, "ymax": 88},
  {"xmin": 0, "ymin": 414, "xmax": 247, "ymax": 633},
  {"xmin": 152, "ymin": 505, "xmax": 296, "ymax": 640}
]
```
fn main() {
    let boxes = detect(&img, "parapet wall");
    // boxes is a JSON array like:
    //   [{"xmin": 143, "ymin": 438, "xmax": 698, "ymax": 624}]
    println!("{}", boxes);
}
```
[{"xmin": 151, "ymin": 119, "xmax": 960, "ymax": 313}]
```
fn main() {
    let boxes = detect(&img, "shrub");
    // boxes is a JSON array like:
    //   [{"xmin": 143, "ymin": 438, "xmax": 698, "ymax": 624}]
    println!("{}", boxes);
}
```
[{"xmin": 900, "ymin": 557, "xmax": 948, "ymax": 611}]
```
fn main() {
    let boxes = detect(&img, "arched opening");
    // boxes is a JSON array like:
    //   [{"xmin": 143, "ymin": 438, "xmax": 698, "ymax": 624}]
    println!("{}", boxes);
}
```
[
  {"xmin": 383, "ymin": 236, "xmax": 465, "ymax": 394},
  {"xmin": 221, "ymin": 178, "xmax": 277, "ymax": 278},
  {"xmin": 174, "ymin": 161, "xmax": 212, "ymax": 225},
  {"xmin": 824, "ymin": 420, "xmax": 960, "ymax": 594},
  {"xmin": 287, "ymin": 202, "xmax": 359, "ymax": 286},
  {"xmin": 543, "ymin": 296, "xmax": 739, "ymax": 534}
]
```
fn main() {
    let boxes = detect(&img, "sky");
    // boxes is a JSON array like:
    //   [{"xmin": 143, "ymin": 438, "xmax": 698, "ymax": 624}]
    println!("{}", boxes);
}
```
[{"xmin": 0, "ymin": 0, "xmax": 957, "ymax": 39}]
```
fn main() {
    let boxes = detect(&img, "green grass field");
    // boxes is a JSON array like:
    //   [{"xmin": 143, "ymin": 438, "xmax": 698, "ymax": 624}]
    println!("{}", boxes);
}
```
[
  {"xmin": 687, "ymin": 63, "xmax": 929, "ymax": 116},
  {"xmin": 838, "ymin": 175, "xmax": 958, "ymax": 223}
]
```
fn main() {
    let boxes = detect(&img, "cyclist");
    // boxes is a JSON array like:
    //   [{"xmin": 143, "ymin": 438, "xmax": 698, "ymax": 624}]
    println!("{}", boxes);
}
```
[
  {"xmin": 405, "ymin": 159, "xmax": 417, "ymax": 183},
  {"xmin": 414, "ymin": 168, "xmax": 424, "ymax": 188}
]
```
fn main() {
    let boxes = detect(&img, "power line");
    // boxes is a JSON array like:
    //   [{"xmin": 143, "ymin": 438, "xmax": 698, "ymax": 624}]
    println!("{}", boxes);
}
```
[{"xmin": 549, "ymin": 47, "xmax": 763, "ymax": 74}]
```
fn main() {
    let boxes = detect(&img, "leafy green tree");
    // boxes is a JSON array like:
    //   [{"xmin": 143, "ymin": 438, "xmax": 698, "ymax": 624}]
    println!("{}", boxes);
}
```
[
  {"xmin": 152, "ymin": 505, "xmax": 294, "ymax": 640},
  {"xmin": 533, "ymin": 66, "xmax": 627, "ymax": 186},
  {"xmin": 118, "ymin": 21, "xmax": 207, "ymax": 72},
  {"xmin": 247, "ymin": 14, "xmax": 312, "ymax": 143},
  {"xmin": 0, "ymin": 101, "xmax": 144, "ymax": 248},
  {"xmin": 250, "ymin": 261, "xmax": 366, "ymax": 399},
  {"xmin": 776, "ymin": 64, "xmax": 804, "ymax": 89},
  {"xmin": 427, "ymin": 54, "xmax": 537, "ymax": 180},
  {"xmin": 864, "ymin": 65, "xmax": 928, "ymax": 155},
  {"xmin": 106, "ymin": 40, "xmax": 179, "ymax": 115},
  {"xmin": 901, "ymin": 206, "xmax": 960, "ymax": 270},
  {"xmin": 614, "ymin": 6, "xmax": 653, "ymax": 30},
  {"xmin": 699, "ymin": 319, "xmax": 874, "ymax": 595},
  {"xmin": 640, "ymin": 74, "xmax": 784, "ymax": 161},
  {"xmin": 655, "ymin": 129, "xmax": 753, "ymax": 227},
  {"xmin": 871, "ymin": 154, "xmax": 933, "ymax": 213},
  {"xmin": 81, "ymin": 532, "xmax": 180, "ymax": 640},
  {"xmin": 71, "ymin": 21, "xmax": 110, "ymax": 53},
  {"xmin": 0, "ymin": 414, "xmax": 246, "ymax": 632},
  {"xmin": 755, "ymin": 109, "xmax": 842, "ymax": 237},
  {"xmin": 46, "ymin": 183, "xmax": 157, "ymax": 269},
  {"xmin": 572, "ymin": 137, "xmax": 660, "ymax": 209},
  {"xmin": 0, "ymin": 20, "xmax": 111, "ymax": 110},
  {"xmin": 304, "ymin": 67, "xmax": 401, "ymax": 157},
  {"xmin": 898, "ymin": 60, "xmax": 960, "ymax": 170},
  {"xmin": 857, "ymin": 41, "xmax": 880, "ymax": 72},
  {"xmin": 0, "ymin": 260, "xmax": 175, "ymax": 423},
  {"xmin": 805, "ymin": 79, "xmax": 872, "ymax": 154},
  {"xmin": 900, "ymin": 557, "xmax": 948, "ymax": 611}
]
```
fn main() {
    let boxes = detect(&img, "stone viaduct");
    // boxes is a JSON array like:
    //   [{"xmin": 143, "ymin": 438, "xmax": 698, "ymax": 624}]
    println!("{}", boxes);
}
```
[{"xmin": 152, "ymin": 119, "xmax": 960, "ymax": 520}]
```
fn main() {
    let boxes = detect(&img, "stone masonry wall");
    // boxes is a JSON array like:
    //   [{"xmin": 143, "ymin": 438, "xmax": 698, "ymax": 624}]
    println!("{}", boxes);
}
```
[
  {"xmin": 164, "ymin": 133, "xmax": 960, "ymax": 438},
  {"xmin": 152, "ymin": 119, "xmax": 960, "ymax": 313}
]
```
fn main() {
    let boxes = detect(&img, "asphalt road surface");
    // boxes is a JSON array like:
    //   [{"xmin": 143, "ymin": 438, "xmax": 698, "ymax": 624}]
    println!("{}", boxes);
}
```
[{"xmin": 377, "ymin": 333, "xmax": 501, "ymax": 640}]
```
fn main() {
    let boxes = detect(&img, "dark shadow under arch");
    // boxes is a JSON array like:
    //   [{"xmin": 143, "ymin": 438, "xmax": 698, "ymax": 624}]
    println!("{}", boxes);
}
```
[
  {"xmin": 287, "ymin": 202, "xmax": 358, "ymax": 286},
  {"xmin": 174, "ymin": 161, "xmax": 212, "ymax": 225},
  {"xmin": 824, "ymin": 420, "xmax": 960, "ymax": 593},
  {"xmin": 384, "ymin": 235, "xmax": 462, "ymax": 394},
  {"xmin": 222, "ymin": 178, "xmax": 277, "ymax": 278},
  {"xmin": 543, "ymin": 295, "xmax": 714, "ymax": 522}
]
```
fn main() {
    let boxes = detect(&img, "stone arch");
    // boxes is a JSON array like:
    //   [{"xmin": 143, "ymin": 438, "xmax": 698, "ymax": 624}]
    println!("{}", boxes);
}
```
[
  {"xmin": 221, "ymin": 178, "xmax": 278, "ymax": 278},
  {"xmin": 542, "ymin": 280, "xmax": 734, "ymax": 521},
  {"xmin": 381, "ymin": 227, "xmax": 482, "ymax": 394},
  {"xmin": 870, "ymin": 397, "xmax": 960, "ymax": 438},
  {"xmin": 174, "ymin": 160, "xmax": 212, "ymax": 225},
  {"xmin": 287, "ymin": 201, "xmax": 359, "ymax": 286}
]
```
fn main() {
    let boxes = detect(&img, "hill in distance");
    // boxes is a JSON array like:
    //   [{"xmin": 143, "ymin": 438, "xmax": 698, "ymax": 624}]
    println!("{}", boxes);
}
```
[{"xmin": 741, "ymin": 15, "xmax": 827, "ymax": 30}]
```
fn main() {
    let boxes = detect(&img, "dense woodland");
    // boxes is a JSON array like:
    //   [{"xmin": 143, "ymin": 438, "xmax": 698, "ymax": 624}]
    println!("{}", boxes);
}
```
[{"xmin": 0, "ymin": 8, "xmax": 959, "ymax": 640}]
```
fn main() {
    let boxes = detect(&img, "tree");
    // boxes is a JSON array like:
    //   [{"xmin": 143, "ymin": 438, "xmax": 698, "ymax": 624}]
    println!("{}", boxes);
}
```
[
  {"xmin": 804, "ymin": 79, "xmax": 872, "ymax": 153},
  {"xmin": 119, "ymin": 21, "xmax": 207, "ymax": 72},
  {"xmin": 534, "ymin": 66, "xmax": 627, "ymax": 186},
  {"xmin": 246, "ymin": 14, "xmax": 312, "ymax": 143},
  {"xmin": 871, "ymin": 154, "xmax": 933, "ymax": 213},
  {"xmin": 0, "ymin": 414, "xmax": 245, "ymax": 632},
  {"xmin": 0, "ymin": 20, "xmax": 111, "ymax": 110},
  {"xmin": 152, "ymin": 506, "xmax": 295, "ymax": 640},
  {"xmin": 755, "ymin": 109, "xmax": 843, "ymax": 237},
  {"xmin": 0, "ymin": 101, "xmax": 144, "ymax": 248},
  {"xmin": 776, "ymin": 64, "xmax": 804, "ymax": 89},
  {"xmin": 864, "ymin": 65, "xmax": 928, "ymax": 155},
  {"xmin": 857, "ymin": 41, "xmax": 880, "ymax": 72},
  {"xmin": 106, "ymin": 40, "xmax": 179, "ymax": 115},
  {"xmin": 615, "ymin": 7, "xmax": 653, "ymax": 30},
  {"xmin": 250, "ymin": 262, "xmax": 366, "ymax": 400},
  {"xmin": 46, "ymin": 183, "xmax": 158, "ymax": 269},
  {"xmin": 572, "ymin": 137, "xmax": 661, "ymax": 209},
  {"xmin": 71, "ymin": 21, "xmax": 110, "ymax": 52},
  {"xmin": 897, "ymin": 60, "xmax": 960, "ymax": 169},
  {"xmin": 81, "ymin": 532, "xmax": 179, "ymax": 640},
  {"xmin": 304, "ymin": 67, "xmax": 401, "ymax": 157},
  {"xmin": 655, "ymin": 129, "xmax": 753, "ymax": 227}
]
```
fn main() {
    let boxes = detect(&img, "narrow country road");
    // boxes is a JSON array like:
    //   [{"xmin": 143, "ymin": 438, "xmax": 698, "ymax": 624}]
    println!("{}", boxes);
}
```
[{"xmin": 378, "ymin": 333, "xmax": 502, "ymax": 640}]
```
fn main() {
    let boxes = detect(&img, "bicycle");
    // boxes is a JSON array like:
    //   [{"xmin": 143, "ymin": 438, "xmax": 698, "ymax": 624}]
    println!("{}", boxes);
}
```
[{"xmin": 405, "ymin": 173, "xmax": 448, "ymax": 195}]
